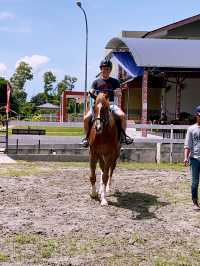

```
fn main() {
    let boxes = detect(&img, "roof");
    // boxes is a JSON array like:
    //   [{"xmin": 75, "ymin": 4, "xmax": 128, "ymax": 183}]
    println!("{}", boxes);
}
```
[
  {"xmin": 36, "ymin": 103, "xmax": 60, "ymax": 109},
  {"xmin": 106, "ymin": 37, "xmax": 200, "ymax": 69},
  {"xmin": 120, "ymin": 31, "xmax": 148, "ymax": 38},
  {"xmin": 144, "ymin": 13, "xmax": 200, "ymax": 38}
]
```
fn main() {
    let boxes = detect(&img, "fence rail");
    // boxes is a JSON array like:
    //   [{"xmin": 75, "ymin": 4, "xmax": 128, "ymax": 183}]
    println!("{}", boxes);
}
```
[{"xmin": 130, "ymin": 123, "xmax": 189, "ymax": 163}]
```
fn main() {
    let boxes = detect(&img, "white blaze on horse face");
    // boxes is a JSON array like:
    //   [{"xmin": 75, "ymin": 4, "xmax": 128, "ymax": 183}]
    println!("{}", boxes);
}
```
[{"xmin": 95, "ymin": 102, "xmax": 103, "ymax": 133}]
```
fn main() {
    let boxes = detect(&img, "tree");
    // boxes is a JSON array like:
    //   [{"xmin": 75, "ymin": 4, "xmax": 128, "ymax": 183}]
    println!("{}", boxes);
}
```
[
  {"xmin": 30, "ymin": 92, "xmax": 47, "ymax": 106},
  {"xmin": 62, "ymin": 75, "xmax": 77, "ymax": 91},
  {"xmin": 43, "ymin": 71, "xmax": 56, "ymax": 102},
  {"xmin": 10, "ymin": 62, "xmax": 33, "ymax": 92},
  {"xmin": 10, "ymin": 62, "xmax": 33, "ymax": 113},
  {"xmin": 20, "ymin": 102, "xmax": 36, "ymax": 118},
  {"xmin": 54, "ymin": 75, "xmax": 78, "ymax": 104}
]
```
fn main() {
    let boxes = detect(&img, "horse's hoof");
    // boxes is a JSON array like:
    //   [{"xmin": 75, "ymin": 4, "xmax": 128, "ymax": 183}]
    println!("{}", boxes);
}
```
[
  {"xmin": 101, "ymin": 199, "xmax": 108, "ymax": 206},
  {"xmin": 90, "ymin": 192, "xmax": 98, "ymax": 199}
]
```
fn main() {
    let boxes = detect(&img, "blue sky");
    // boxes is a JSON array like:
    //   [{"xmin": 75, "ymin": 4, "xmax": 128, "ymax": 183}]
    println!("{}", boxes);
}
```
[{"xmin": 0, "ymin": 0, "xmax": 200, "ymax": 99}]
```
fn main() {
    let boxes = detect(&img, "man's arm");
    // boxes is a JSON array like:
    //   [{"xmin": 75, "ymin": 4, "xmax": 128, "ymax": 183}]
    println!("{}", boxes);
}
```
[
  {"xmin": 184, "ymin": 147, "xmax": 190, "ymax": 166},
  {"xmin": 89, "ymin": 81, "xmax": 97, "ymax": 99},
  {"xmin": 184, "ymin": 128, "xmax": 192, "ymax": 166}
]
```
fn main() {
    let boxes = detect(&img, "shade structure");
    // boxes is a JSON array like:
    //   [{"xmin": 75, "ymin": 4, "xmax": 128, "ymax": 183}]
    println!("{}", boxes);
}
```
[{"xmin": 106, "ymin": 37, "xmax": 200, "ymax": 69}]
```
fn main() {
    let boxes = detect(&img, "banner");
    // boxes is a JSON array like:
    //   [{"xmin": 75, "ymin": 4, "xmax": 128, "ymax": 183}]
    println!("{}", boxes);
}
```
[{"xmin": 6, "ymin": 82, "xmax": 11, "ymax": 113}]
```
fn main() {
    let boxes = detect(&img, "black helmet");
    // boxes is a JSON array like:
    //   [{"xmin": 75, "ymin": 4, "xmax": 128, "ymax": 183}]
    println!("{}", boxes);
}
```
[{"xmin": 99, "ymin": 59, "xmax": 112, "ymax": 69}]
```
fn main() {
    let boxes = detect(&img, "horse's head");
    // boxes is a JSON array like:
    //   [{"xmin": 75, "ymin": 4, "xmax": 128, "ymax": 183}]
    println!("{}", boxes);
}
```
[{"xmin": 93, "ymin": 92, "xmax": 110, "ymax": 134}]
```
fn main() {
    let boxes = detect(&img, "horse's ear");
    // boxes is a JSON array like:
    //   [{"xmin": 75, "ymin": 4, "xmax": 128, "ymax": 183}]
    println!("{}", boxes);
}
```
[{"xmin": 89, "ymin": 91, "xmax": 96, "ymax": 100}]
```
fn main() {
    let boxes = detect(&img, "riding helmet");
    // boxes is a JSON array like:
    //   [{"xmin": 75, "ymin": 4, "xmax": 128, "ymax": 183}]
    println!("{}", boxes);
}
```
[{"xmin": 99, "ymin": 59, "xmax": 112, "ymax": 69}]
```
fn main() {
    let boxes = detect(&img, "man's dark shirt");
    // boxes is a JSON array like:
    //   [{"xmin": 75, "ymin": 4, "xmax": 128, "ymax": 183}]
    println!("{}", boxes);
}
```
[{"xmin": 91, "ymin": 77, "xmax": 120, "ymax": 102}]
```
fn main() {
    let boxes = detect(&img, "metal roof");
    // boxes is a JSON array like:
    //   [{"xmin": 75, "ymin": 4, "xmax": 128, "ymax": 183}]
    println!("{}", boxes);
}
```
[
  {"xmin": 36, "ymin": 103, "xmax": 59, "ymax": 109},
  {"xmin": 105, "ymin": 37, "xmax": 200, "ymax": 69},
  {"xmin": 144, "ymin": 13, "xmax": 200, "ymax": 38}
]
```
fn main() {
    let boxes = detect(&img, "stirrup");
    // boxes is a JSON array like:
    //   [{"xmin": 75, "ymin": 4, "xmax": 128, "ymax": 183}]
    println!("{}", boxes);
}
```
[{"xmin": 81, "ymin": 137, "xmax": 89, "ymax": 148}]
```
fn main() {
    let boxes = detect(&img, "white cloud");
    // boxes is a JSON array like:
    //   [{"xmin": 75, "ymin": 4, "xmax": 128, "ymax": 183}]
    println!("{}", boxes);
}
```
[
  {"xmin": 0, "ymin": 63, "xmax": 7, "ymax": 76},
  {"xmin": 16, "ymin": 55, "xmax": 50, "ymax": 72},
  {"xmin": 0, "ymin": 12, "xmax": 15, "ymax": 20}
]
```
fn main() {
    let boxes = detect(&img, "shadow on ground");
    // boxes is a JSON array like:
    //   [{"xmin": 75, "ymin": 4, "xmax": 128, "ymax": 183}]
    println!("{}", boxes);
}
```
[{"xmin": 110, "ymin": 191, "xmax": 169, "ymax": 220}]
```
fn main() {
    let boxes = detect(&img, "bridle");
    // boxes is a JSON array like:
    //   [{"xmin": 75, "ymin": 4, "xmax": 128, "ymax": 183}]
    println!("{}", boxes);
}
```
[
  {"xmin": 93, "ymin": 116, "xmax": 109, "ymax": 126},
  {"xmin": 93, "ymin": 98, "xmax": 110, "ymax": 133}
]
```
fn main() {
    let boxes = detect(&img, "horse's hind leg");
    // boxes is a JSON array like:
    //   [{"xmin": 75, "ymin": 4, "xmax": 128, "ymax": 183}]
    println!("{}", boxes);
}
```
[{"xmin": 89, "ymin": 154, "xmax": 98, "ymax": 199}]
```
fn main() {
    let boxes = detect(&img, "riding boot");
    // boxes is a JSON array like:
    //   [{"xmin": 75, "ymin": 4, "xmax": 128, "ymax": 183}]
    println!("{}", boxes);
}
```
[
  {"xmin": 120, "ymin": 130, "xmax": 134, "ymax": 145},
  {"xmin": 125, "ymin": 135, "xmax": 134, "ymax": 145},
  {"xmin": 81, "ymin": 121, "xmax": 92, "ymax": 148},
  {"xmin": 81, "ymin": 137, "xmax": 89, "ymax": 148}
]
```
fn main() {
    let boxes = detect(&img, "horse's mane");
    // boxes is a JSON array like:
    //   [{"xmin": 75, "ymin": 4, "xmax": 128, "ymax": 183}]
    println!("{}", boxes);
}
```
[{"xmin": 95, "ymin": 93, "xmax": 110, "ymax": 109}]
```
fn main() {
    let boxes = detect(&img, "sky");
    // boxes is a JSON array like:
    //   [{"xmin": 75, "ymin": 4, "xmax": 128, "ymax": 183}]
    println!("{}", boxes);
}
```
[{"xmin": 0, "ymin": 0, "xmax": 200, "ymax": 100}]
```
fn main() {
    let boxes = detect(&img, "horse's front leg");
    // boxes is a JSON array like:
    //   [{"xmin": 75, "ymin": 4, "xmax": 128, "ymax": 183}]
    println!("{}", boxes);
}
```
[
  {"xmin": 106, "ymin": 158, "xmax": 117, "ymax": 194},
  {"xmin": 89, "ymin": 154, "xmax": 98, "ymax": 199},
  {"xmin": 100, "ymin": 167, "xmax": 109, "ymax": 206}
]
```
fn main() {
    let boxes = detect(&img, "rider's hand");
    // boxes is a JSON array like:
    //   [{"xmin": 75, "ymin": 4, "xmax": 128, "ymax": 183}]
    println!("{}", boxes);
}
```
[
  {"xmin": 114, "ymin": 88, "xmax": 122, "ymax": 97},
  {"xmin": 89, "ymin": 88, "xmax": 95, "ymax": 95},
  {"xmin": 184, "ymin": 158, "xmax": 189, "ymax": 167}
]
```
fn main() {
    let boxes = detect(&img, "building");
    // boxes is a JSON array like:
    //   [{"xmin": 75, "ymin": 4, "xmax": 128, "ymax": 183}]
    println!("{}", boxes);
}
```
[
  {"xmin": 36, "ymin": 103, "xmax": 60, "ymax": 122},
  {"xmin": 105, "ymin": 14, "xmax": 200, "ymax": 124}
]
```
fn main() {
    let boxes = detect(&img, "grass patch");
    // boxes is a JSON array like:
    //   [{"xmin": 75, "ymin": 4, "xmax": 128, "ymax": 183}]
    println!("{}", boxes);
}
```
[
  {"xmin": 0, "ymin": 252, "xmax": 10, "ymax": 262},
  {"xmin": 118, "ymin": 162, "xmax": 185, "ymax": 171},
  {"xmin": 0, "ymin": 162, "xmax": 186, "ymax": 176},
  {"xmin": 14, "ymin": 234, "xmax": 38, "ymax": 245},
  {"xmin": 40, "ymin": 239, "xmax": 58, "ymax": 259},
  {"xmin": 3, "ymin": 232, "xmax": 200, "ymax": 265},
  {"xmin": 153, "ymin": 256, "xmax": 193, "ymax": 266},
  {"xmin": 0, "ymin": 164, "xmax": 46, "ymax": 177},
  {"xmin": 53, "ymin": 161, "xmax": 185, "ymax": 171}
]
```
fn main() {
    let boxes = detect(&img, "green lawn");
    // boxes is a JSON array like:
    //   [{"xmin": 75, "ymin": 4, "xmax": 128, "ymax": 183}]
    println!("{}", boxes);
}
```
[{"xmin": 9, "ymin": 126, "xmax": 84, "ymax": 136}]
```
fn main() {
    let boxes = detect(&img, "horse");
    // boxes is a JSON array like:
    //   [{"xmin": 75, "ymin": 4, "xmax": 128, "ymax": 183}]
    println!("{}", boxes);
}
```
[{"xmin": 88, "ymin": 92, "xmax": 121, "ymax": 206}]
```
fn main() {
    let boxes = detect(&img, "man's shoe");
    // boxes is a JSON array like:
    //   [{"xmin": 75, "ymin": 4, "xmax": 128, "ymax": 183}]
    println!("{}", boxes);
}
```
[
  {"xmin": 81, "ymin": 138, "xmax": 89, "ymax": 148},
  {"xmin": 125, "ymin": 136, "xmax": 134, "ymax": 145},
  {"xmin": 193, "ymin": 200, "xmax": 200, "ymax": 211},
  {"xmin": 120, "ymin": 135, "xmax": 133, "ymax": 145}
]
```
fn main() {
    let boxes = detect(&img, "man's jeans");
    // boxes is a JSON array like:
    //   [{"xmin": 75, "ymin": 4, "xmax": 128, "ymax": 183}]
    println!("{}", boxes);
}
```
[{"xmin": 190, "ymin": 157, "xmax": 200, "ymax": 201}]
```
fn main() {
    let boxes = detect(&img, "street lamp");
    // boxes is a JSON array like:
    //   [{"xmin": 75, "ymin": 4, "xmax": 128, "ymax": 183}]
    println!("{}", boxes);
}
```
[{"xmin": 76, "ymin": 1, "xmax": 88, "ymax": 115}]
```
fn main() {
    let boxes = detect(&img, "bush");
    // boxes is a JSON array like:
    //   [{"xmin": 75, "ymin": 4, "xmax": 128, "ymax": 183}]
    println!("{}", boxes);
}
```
[{"xmin": 32, "ymin": 114, "xmax": 42, "ymax": 121}]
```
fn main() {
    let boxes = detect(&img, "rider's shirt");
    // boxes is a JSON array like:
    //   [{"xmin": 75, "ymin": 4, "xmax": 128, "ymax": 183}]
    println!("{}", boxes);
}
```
[{"xmin": 91, "ymin": 77, "xmax": 120, "ymax": 102}]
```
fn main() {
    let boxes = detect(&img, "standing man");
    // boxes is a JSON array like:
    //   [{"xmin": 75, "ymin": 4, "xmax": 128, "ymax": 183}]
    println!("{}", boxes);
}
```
[
  {"xmin": 81, "ymin": 59, "xmax": 133, "ymax": 147},
  {"xmin": 184, "ymin": 105, "xmax": 200, "ymax": 210}
]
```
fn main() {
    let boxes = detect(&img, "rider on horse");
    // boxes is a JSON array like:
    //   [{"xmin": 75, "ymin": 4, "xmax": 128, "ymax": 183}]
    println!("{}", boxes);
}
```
[{"xmin": 81, "ymin": 59, "xmax": 133, "ymax": 147}]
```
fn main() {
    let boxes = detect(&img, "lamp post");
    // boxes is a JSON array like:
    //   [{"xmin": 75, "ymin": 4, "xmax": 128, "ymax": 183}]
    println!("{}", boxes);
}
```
[{"xmin": 76, "ymin": 1, "xmax": 88, "ymax": 115}]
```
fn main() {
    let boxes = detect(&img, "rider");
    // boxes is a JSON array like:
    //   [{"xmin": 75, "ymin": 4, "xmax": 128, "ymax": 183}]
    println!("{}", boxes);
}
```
[{"xmin": 81, "ymin": 59, "xmax": 133, "ymax": 147}]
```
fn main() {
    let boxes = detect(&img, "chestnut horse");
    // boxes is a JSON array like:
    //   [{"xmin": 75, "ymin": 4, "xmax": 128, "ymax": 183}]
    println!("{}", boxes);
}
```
[{"xmin": 88, "ymin": 92, "xmax": 121, "ymax": 206}]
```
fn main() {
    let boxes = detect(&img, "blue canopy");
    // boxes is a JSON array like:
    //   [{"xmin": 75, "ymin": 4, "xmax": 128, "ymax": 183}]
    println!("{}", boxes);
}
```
[{"xmin": 112, "ymin": 52, "xmax": 144, "ymax": 78}]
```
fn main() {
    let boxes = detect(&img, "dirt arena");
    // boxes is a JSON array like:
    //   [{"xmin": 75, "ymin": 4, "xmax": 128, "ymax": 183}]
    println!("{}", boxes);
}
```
[{"xmin": 0, "ymin": 162, "xmax": 200, "ymax": 266}]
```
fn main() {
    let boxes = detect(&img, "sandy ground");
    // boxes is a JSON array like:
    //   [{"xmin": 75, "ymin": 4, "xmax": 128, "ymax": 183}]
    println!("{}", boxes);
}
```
[{"xmin": 0, "ymin": 163, "xmax": 200, "ymax": 266}]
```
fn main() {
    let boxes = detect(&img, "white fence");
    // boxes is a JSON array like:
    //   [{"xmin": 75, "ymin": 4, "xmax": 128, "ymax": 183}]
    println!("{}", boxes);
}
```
[{"xmin": 130, "ymin": 124, "xmax": 189, "ymax": 163}]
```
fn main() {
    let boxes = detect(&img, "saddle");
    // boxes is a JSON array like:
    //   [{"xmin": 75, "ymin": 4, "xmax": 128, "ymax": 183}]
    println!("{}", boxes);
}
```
[{"xmin": 89, "ymin": 112, "xmax": 133, "ymax": 145}]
